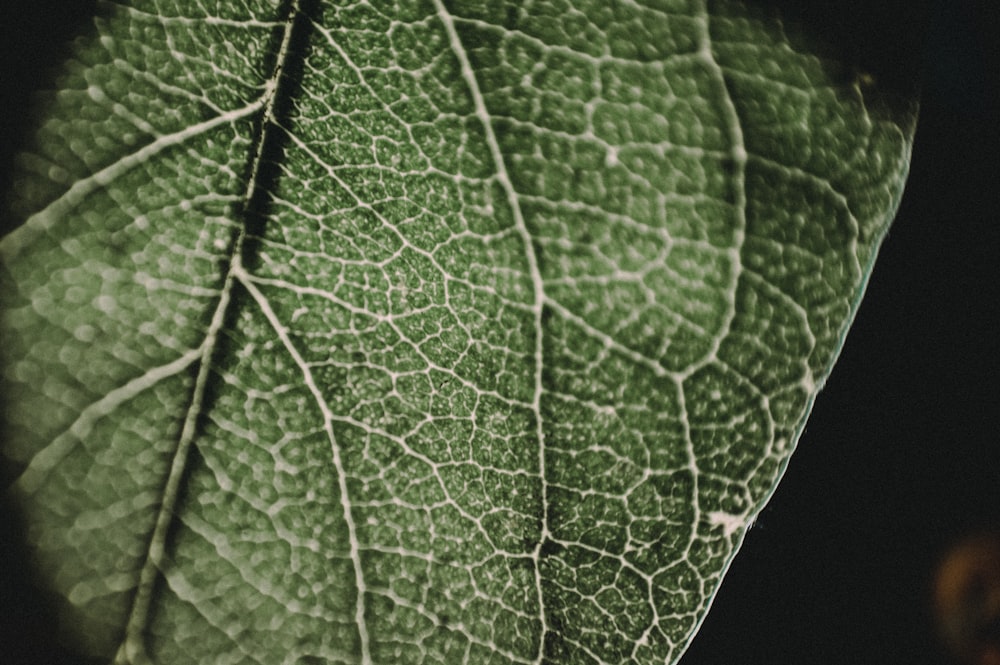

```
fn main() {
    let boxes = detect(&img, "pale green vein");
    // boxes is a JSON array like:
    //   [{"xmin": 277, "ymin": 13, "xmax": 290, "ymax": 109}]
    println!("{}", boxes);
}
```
[
  {"xmin": 650, "ymin": 11, "xmax": 754, "ymax": 658},
  {"xmin": 693, "ymin": 0, "xmax": 747, "ymax": 369}
]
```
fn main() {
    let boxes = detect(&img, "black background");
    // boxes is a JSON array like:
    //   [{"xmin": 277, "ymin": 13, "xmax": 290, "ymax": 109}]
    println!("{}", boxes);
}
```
[{"xmin": 2, "ymin": 1, "xmax": 998, "ymax": 664}]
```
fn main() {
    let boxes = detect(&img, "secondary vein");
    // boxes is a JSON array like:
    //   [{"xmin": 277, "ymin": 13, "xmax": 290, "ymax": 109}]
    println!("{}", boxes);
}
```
[
  {"xmin": 432, "ymin": 2, "xmax": 552, "ymax": 661},
  {"xmin": 0, "ymin": 101, "xmax": 263, "ymax": 263},
  {"xmin": 234, "ymin": 262, "xmax": 373, "ymax": 665}
]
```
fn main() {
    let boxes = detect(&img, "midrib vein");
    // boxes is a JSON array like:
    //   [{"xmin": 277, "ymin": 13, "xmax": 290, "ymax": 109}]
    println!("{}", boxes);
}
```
[
  {"xmin": 113, "ymin": 2, "xmax": 310, "ymax": 663},
  {"xmin": 432, "ymin": 2, "xmax": 552, "ymax": 661}
]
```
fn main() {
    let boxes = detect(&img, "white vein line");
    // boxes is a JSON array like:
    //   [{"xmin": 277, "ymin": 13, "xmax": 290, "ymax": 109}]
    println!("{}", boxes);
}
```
[
  {"xmin": 740, "ymin": 267, "xmax": 817, "ymax": 390},
  {"xmin": 745, "ymin": 152, "xmax": 863, "ymax": 281},
  {"xmin": 239, "ymin": 271, "xmax": 535, "ymax": 410},
  {"xmin": 747, "ymin": 152, "xmax": 861, "ymax": 232},
  {"xmin": 365, "ymin": 588, "xmax": 537, "ymax": 665},
  {"xmin": 13, "ymin": 348, "xmax": 202, "ymax": 496},
  {"xmin": 432, "ymin": 3, "xmax": 551, "ymax": 660},
  {"xmin": 0, "ymin": 99, "xmax": 264, "ymax": 262},
  {"xmin": 543, "ymin": 297, "xmax": 677, "ymax": 380},
  {"xmin": 235, "ymin": 262, "xmax": 372, "ymax": 665}
]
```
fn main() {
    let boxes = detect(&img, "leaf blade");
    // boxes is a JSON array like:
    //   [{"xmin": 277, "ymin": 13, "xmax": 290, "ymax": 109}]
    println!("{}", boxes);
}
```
[{"xmin": 1, "ymin": 1, "xmax": 915, "ymax": 663}]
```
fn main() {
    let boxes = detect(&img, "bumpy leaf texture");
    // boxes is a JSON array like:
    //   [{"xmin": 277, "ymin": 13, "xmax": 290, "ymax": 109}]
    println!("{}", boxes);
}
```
[{"xmin": 0, "ymin": 0, "xmax": 914, "ymax": 663}]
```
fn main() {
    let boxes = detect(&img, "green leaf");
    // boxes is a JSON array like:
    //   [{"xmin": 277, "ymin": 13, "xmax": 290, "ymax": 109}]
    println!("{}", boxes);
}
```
[{"xmin": 1, "ymin": 0, "xmax": 914, "ymax": 663}]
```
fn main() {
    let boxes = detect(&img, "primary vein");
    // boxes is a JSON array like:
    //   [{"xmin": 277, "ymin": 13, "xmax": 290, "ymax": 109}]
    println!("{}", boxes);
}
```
[
  {"xmin": 113, "ymin": 2, "xmax": 310, "ymax": 661},
  {"xmin": 113, "ymin": 248, "xmax": 238, "ymax": 665}
]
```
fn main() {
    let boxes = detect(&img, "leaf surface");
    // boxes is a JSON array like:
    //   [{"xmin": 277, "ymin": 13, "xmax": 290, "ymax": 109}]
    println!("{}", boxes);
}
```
[{"xmin": 0, "ymin": 0, "xmax": 914, "ymax": 663}]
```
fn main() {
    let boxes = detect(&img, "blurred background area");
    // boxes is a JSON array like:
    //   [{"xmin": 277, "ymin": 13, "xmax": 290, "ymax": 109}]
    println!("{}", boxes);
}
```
[{"xmin": 2, "ymin": 1, "xmax": 998, "ymax": 664}]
